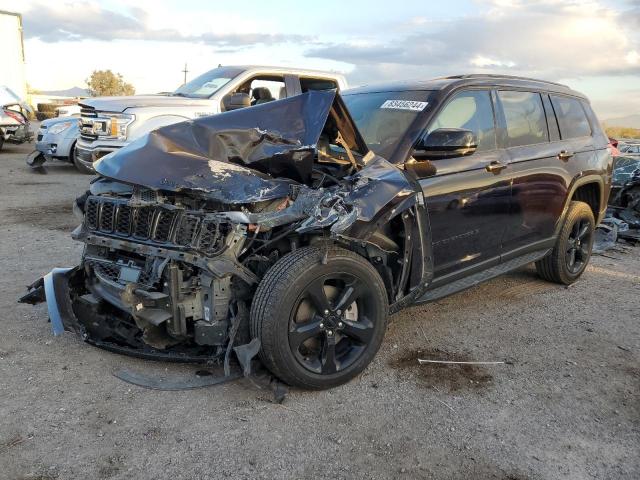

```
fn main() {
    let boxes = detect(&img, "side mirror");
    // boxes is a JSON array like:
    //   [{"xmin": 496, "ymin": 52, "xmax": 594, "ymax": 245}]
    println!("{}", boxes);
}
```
[
  {"xmin": 223, "ymin": 92, "xmax": 251, "ymax": 111},
  {"xmin": 413, "ymin": 128, "xmax": 478, "ymax": 160}
]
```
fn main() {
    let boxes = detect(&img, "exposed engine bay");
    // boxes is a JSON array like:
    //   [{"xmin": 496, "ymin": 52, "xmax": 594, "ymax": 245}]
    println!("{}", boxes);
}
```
[{"xmin": 20, "ymin": 90, "xmax": 431, "ymax": 364}]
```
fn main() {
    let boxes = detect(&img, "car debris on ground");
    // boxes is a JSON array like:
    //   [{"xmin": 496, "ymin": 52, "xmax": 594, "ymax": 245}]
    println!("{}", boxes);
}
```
[{"xmin": 594, "ymin": 157, "xmax": 640, "ymax": 252}]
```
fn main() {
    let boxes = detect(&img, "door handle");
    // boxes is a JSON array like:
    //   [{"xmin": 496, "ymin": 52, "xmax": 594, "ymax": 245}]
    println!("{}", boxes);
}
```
[
  {"xmin": 558, "ymin": 150, "xmax": 574, "ymax": 161},
  {"xmin": 485, "ymin": 161, "xmax": 507, "ymax": 173}
]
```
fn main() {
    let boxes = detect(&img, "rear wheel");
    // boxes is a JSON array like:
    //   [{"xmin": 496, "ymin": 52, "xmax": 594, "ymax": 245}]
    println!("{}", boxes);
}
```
[
  {"xmin": 536, "ymin": 201, "xmax": 595, "ymax": 285},
  {"xmin": 250, "ymin": 246, "xmax": 388, "ymax": 390}
]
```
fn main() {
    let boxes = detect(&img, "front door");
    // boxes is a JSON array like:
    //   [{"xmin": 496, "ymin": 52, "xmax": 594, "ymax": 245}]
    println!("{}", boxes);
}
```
[{"xmin": 413, "ymin": 89, "xmax": 511, "ymax": 280}]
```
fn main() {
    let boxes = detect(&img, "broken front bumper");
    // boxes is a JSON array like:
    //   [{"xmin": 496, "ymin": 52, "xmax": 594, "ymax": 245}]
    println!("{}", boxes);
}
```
[
  {"xmin": 18, "ymin": 266, "xmax": 225, "ymax": 362},
  {"xmin": 20, "ymin": 267, "xmax": 83, "ymax": 336}
]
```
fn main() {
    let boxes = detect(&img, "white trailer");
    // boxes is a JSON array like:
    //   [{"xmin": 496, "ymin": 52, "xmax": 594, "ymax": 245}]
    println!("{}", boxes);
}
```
[{"xmin": 0, "ymin": 10, "xmax": 27, "ymax": 99}]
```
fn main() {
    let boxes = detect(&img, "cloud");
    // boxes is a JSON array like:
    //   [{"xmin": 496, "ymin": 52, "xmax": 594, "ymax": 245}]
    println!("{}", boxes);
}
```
[
  {"xmin": 21, "ymin": 1, "xmax": 309, "ymax": 49},
  {"xmin": 306, "ymin": 0, "xmax": 640, "ymax": 83}
]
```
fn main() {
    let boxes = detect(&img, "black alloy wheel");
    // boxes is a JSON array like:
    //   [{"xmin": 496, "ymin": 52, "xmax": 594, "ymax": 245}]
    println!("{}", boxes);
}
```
[
  {"xmin": 536, "ymin": 201, "xmax": 595, "ymax": 285},
  {"xmin": 289, "ymin": 272, "xmax": 376, "ymax": 375},
  {"xmin": 251, "ymin": 246, "xmax": 388, "ymax": 389},
  {"xmin": 565, "ymin": 218, "xmax": 592, "ymax": 274}
]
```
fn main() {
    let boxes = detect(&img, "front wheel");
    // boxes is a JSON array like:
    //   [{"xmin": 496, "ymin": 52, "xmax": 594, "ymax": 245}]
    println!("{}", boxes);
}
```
[
  {"xmin": 250, "ymin": 246, "xmax": 389, "ymax": 390},
  {"xmin": 536, "ymin": 201, "xmax": 595, "ymax": 285}
]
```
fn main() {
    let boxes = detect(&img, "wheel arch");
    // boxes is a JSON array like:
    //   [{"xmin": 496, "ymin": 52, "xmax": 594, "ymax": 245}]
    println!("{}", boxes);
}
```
[
  {"xmin": 330, "ymin": 195, "xmax": 434, "ymax": 314},
  {"xmin": 556, "ymin": 175, "xmax": 605, "ymax": 235}
]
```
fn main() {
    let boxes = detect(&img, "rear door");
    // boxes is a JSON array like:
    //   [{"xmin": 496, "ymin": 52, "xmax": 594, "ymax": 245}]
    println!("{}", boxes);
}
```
[
  {"xmin": 496, "ymin": 90, "xmax": 574, "ymax": 255},
  {"xmin": 415, "ymin": 89, "xmax": 511, "ymax": 279}
]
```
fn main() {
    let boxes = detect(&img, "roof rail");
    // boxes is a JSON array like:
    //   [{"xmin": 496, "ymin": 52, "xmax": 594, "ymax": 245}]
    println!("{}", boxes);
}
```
[{"xmin": 439, "ymin": 74, "xmax": 569, "ymax": 89}]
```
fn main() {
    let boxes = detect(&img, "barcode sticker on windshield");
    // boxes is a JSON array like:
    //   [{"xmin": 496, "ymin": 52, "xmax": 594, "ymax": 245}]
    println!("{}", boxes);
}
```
[{"xmin": 380, "ymin": 100, "xmax": 428, "ymax": 111}]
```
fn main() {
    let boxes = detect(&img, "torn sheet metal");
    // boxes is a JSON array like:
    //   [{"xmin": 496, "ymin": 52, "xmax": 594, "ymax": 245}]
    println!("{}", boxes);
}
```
[
  {"xmin": 594, "ymin": 217, "xmax": 628, "ymax": 254},
  {"xmin": 94, "ymin": 90, "xmax": 366, "ymax": 203},
  {"xmin": 598, "ymin": 158, "xmax": 640, "ymax": 251},
  {"xmin": 212, "ymin": 154, "xmax": 417, "ymax": 238}
]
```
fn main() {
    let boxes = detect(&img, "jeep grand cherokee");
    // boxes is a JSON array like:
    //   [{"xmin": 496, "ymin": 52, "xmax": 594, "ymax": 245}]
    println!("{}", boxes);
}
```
[{"xmin": 21, "ymin": 75, "xmax": 612, "ymax": 390}]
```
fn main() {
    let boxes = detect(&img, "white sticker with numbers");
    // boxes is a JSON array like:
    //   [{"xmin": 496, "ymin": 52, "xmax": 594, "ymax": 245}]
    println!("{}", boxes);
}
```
[{"xmin": 380, "ymin": 100, "xmax": 428, "ymax": 111}]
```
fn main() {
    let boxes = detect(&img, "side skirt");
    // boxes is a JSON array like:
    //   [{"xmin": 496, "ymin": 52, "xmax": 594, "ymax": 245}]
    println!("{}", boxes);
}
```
[{"xmin": 415, "ymin": 248, "xmax": 550, "ymax": 304}]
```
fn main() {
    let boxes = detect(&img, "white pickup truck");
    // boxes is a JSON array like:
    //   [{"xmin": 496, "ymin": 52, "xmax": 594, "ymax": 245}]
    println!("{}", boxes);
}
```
[{"xmin": 75, "ymin": 65, "xmax": 347, "ymax": 173}]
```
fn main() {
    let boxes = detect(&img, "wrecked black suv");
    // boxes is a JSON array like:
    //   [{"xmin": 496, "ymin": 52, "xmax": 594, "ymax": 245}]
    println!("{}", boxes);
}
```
[{"xmin": 21, "ymin": 75, "xmax": 612, "ymax": 390}]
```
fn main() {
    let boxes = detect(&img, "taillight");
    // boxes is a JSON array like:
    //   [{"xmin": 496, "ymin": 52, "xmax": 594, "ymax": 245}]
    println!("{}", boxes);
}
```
[{"xmin": 3, "ymin": 109, "xmax": 25, "ymax": 124}]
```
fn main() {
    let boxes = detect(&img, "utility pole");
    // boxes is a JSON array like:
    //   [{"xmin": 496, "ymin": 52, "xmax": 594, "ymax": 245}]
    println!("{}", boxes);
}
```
[{"xmin": 182, "ymin": 63, "xmax": 189, "ymax": 85}]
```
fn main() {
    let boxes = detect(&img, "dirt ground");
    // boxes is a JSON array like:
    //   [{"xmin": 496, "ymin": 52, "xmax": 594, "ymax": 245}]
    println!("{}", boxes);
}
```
[{"xmin": 1, "ymin": 138, "xmax": 638, "ymax": 480}]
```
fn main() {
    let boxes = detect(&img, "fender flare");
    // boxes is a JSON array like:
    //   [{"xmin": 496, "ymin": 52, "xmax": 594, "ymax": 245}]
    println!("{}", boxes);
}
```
[{"xmin": 555, "ymin": 174, "xmax": 606, "ymax": 236}]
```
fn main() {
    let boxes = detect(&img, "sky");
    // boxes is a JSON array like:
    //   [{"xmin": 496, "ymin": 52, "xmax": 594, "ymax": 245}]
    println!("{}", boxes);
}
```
[{"xmin": 1, "ymin": 0, "xmax": 640, "ymax": 120}]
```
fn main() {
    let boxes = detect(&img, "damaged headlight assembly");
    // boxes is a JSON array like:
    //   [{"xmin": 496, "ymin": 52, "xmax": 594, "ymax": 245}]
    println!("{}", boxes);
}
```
[{"xmin": 19, "ymin": 90, "xmax": 432, "ymax": 390}]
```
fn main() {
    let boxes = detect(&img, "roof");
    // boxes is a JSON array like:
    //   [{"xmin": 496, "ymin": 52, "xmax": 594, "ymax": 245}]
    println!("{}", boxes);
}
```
[
  {"xmin": 228, "ymin": 65, "xmax": 346, "ymax": 80},
  {"xmin": 344, "ymin": 74, "xmax": 585, "ymax": 99}
]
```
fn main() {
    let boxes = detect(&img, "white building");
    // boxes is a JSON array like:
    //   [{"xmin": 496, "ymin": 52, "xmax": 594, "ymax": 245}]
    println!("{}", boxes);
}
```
[{"xmin": 0, "ymin": 10, "xmax": 26, "ymax": 99}]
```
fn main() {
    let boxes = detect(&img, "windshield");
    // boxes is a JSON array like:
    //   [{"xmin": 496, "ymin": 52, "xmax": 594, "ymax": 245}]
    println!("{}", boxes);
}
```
[
  {"xmin": 343, "ymin": 90, "xmax": 433, "ymax": 158},
  {"xmin": 172, "ymin": 66, "xmax": 245, "ymax": 99}
]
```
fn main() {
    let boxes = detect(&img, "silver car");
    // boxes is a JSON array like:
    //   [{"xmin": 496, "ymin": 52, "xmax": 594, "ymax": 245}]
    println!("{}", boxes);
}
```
[{"xmin": 26, "ymin": 116, "xmax": 86, "ymax": 172}]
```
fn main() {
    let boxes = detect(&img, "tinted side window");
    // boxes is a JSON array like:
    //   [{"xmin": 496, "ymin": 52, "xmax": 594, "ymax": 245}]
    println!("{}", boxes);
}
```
[
  {"xmin": 498, "ymin": 91, "xmax": 548, "ymax": 147},
  {"xmin": 427, "ymin": 90, "xmax": 496, "ymax": 151},
  {"xmin": 550, "ymin": 95, "xmax": 591, "ymax": 139}
]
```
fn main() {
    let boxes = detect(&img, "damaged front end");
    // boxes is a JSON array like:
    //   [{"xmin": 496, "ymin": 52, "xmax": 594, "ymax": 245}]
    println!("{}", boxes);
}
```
[
  {"xmin": 20, "ymin": 90, "xmax": 431, "ymax": 363},
  {"xmin": 595, "ymin": 157, "xmax": 640, "ymax": 252}
]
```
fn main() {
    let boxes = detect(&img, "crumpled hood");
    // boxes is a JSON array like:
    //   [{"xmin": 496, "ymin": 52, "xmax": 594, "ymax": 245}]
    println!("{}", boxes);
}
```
[
  {"xmin": 95, "ymin": 90, "xmax": 346, "ymax": 203},
  {"xmin": 0, "ymin": 85, "xmax": 32, "ymax": 113},
  {"xmin": 80, "ymin": 95, "xmax": 214, "ymax": 113},
  {"xmin": 0, "ymin": 85, "xmax": 22, "ymax": 108}
]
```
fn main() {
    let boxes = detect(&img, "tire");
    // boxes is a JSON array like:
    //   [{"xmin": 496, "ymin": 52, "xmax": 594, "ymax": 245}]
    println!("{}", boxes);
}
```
[
  {"xmin": 250, "ymin": 246, "xmax": 389, "ymax": 390},
  {"xmin": 0, "ymin": 136, "xmax": 4, "ymax": 152},
  {"xmin": 536, "ymin": 201, "xmax": 595, "ymax": 285},
  {"xmin": 71, "ymin": 143, "xmax": 93, "ymax": 174}
]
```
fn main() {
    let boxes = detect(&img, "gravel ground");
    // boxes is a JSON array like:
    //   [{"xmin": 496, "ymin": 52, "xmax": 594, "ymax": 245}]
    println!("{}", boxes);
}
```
[{"xmin": 1, "ymin": 139, "xmax": 639, "ymax": 480}]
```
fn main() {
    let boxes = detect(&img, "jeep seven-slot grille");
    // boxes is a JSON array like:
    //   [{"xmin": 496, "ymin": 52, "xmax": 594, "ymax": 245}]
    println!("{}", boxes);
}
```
[{"xmin": 84, "ymin": 196, "xmax": 228, "ymax": 255}]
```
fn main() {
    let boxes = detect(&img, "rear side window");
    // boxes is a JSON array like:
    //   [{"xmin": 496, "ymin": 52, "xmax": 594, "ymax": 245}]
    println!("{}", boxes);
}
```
[
  {"xmin": 550, "ymin": 95, "xmax": 591, "ymax": 139},
  {"xmin": 498, "ymin": 91, "xmax": 548, "ymax": 147},
  {"xmin": 427, "ymin": 90, "xmax": 496, "ymax": 151}
]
